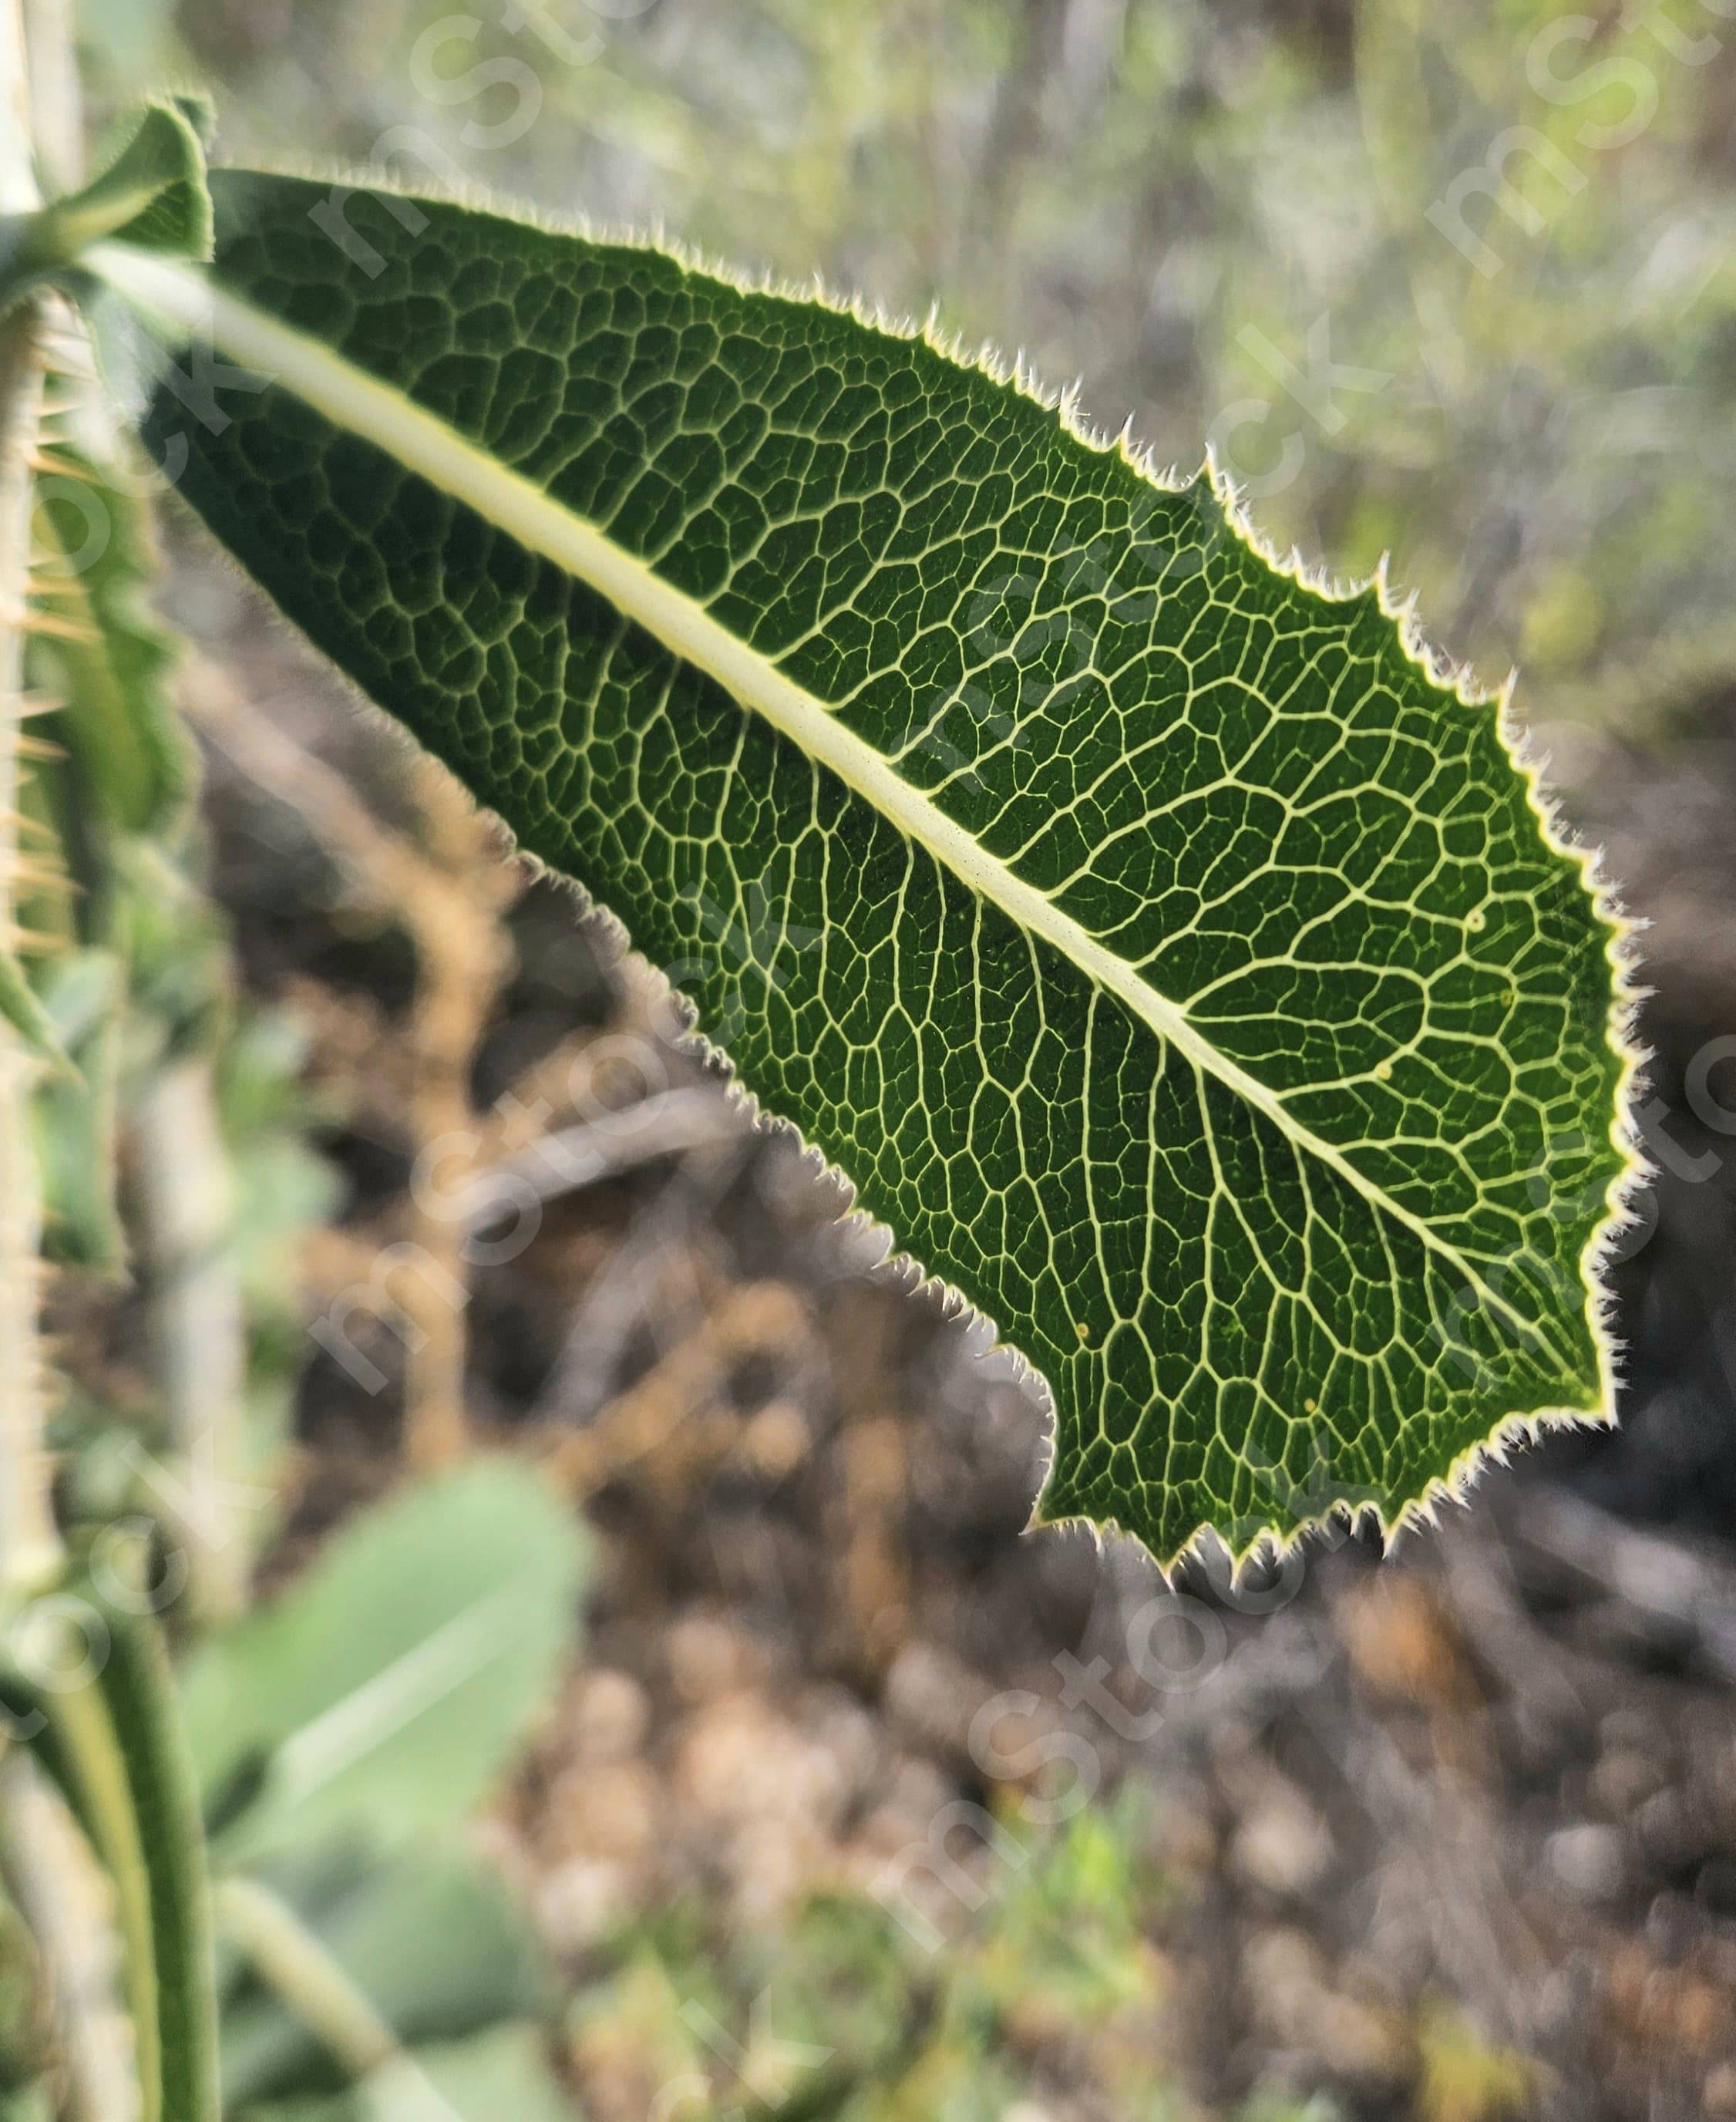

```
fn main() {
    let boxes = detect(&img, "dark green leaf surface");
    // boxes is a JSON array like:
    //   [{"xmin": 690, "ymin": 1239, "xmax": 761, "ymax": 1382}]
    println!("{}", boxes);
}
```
[{"xmin": 120, "ymin": 173, "xmax": 1633, "ymax": 1563}]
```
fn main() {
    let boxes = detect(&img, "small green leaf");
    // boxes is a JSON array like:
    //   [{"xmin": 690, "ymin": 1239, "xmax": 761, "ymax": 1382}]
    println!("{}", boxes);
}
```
[
  {"xmin": 30, "ymin": 443, "xmax": 195, "ymax": 840},
  {"xmin": 180, "ymin": 1462, "xmax": 585, "ymax": 1864},
  {"xmin": 31, "ymin": 949, "xmax": 126, "ymax": 1275},
  {"xmin": 105, "ymin": 176, "xmax": 1637, "ymax": 1565},
  {"xmin": 237, "ymin": 2025, "xmax": 574, "ymax": 2122},
  {"xmin": 218, "ymin": 1847, "xmax": 551, "ymax": 2110},
  {"xmin": 167, "ymin": 93, "xmax": 217, "ymax": 153},
  {"xmin": 0, "ymin": 948, "xmax": 74, "ymax": 1080},
  {"xmin": 0, "ymin": 103, "xmax": 211, "ymax": 309},
  {"xmin": 351, "ymin": 2025, "xmax": 574, "ymax": 2122}
]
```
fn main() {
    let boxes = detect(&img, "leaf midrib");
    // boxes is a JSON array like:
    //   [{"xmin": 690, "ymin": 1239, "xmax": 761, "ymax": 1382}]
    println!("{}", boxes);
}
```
[{"xmin": 96, "ymin": 243, "xmax": 1551, "ymax": 1360}]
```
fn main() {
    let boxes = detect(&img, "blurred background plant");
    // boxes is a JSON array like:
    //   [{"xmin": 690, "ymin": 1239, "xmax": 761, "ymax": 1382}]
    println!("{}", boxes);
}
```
[
  {"xmin": 7, "ymin": 1, "xmax": 1736, "ymax": 2117},
  {"xmin": 78, "ymin": 0, "xmax": 1736, "ymax": 739}
]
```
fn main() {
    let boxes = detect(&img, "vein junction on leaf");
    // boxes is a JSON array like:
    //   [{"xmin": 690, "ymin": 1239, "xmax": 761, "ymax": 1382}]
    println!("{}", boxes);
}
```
[{"xmin": 94, "ymin": 201, "xmax": 1633, "ymax": 1559}]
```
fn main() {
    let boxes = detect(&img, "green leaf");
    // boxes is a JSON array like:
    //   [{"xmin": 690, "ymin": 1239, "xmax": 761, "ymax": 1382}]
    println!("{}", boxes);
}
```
[
  {"xmin": 180, "ymin": 1462, "xmax": 585, "ymax": 1864},
  {"xmin": 30, "ymin": 442, "xmax": 195, "ymax": 840},
  {"xmin": 217, "ymin": 1846, "xmax": 551, "ymax": 2109},
  {"xmin": 0, "ymin": 102, "xmax": 211, "ymax": 309},
  {"xmin": 93, "ymin": 1584, "xmax": 222, "ymax": 2122},
  {"xmin": 351, "ymin": 2025, "xmax": 573, "ymax": 2122},
  {"xmin": 30, "ymin": 950, "xmax": 126, "ymax": 1272},
  {"xmin": 0, "ymin": 1583, "xmax": 220, "ymax": 2122},
  {"xmin": 0, "ymin": 948, "xmax": 73, "ymax": 1080},
  {"xmin": 105, "ymin": 176, "xmax": 1637, "ymax": 1565},
  {"xmin": 241, "ymin": 2025, "xmax": 574, "ymax": 2122}
]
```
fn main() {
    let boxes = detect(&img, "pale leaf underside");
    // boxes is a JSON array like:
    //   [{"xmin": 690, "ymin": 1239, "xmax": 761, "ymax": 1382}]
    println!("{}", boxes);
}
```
[{"xmin": 101, "ymin": 173, "xmax": 1634, "ymax": 1565}]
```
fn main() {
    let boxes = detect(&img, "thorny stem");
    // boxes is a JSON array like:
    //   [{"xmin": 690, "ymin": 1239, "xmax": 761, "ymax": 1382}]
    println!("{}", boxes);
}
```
[
  {"xmin": 1, "ymin": 19, "xmax": 141, "ymax": 2122},
  {"xmin": 0, "ymin": 17, "xmax": 137, "ymax": 2122},
  {"xmin": 0, "ymin": 0, "xmax": 62, "ymax": 1599},
  {"xmin": 29, "ymin": 29, "xmax": 253, "ymax": 1621}
]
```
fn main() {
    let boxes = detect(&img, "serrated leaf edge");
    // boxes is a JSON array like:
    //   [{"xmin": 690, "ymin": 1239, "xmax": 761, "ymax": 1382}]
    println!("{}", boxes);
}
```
[{"xmin": 95, "ymin": 184, "xmax": 1647, "ymax": 1574}]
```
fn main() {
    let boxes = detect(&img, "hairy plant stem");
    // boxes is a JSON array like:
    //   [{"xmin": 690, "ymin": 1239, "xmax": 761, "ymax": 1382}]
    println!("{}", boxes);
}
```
[
  {"xmin": 0, "ymin": 19, "xmax": 136, "ymax": 2122},
  {"xmin": 29, "ymin": 32, "xmax": 253, "ymax": 1623},
  {"xmin": 0, "ymin": 0, "xmax": 61, "ymax": 1602}
]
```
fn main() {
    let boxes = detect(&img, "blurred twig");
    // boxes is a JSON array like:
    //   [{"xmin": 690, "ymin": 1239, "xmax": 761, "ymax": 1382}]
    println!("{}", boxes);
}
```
[
  {"xmin": 399, "ymin": 763, "xmax": 518, "ymax": 1468},
  {"xmin": 540, "ymin": 1278, "xmax": 810, "ymax": 1509},
  {"xmin": 181, "ymin": 657, "xmax": 517, "ymax": 1471},
  {"xmin": 826, "ymin": 1287, "xmax": 910, "ymax": 1683},
  {"xmin": 528, "ymin": 1187, "xmax": 712, "ymax": 1434},
  {"xmin": 471, "ymin": 1086, "xmax": 744, "ymax": 1223},
  {"xmin": 958, "ymin": 0, "xmax": 1055, "ymax": 297}
]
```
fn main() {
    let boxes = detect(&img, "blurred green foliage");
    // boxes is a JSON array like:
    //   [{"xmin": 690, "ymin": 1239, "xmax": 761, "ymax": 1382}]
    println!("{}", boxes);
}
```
[
  {"xmin": 0, "ymin": 1891, "xmax": 48, "ymax": 2121},
  {"xmin": 189, "ymin": 1462, "xmax": 590, "ymax": 2119},
  {"xmin": 76, "ymin": 0, "xmax": 1736, "ymax": 736},
  {"xmin": 572, "ymin": 1796, "xmax": 1333, "ymax": 2120},
  {"xmin": 185, "ymin": 1460, "xmax": 584, "ymax": 1867},
  {"xmin": 24, "ymin": 435, "xmax": 338, "ymax": 1561},
  {"xmin": 19, "ymin": 5, "xmax": 1705, "ymax": 2114},
  {"xmin": 25, "ymin": 443, "xmax": 200, "ymax": 1273}
]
